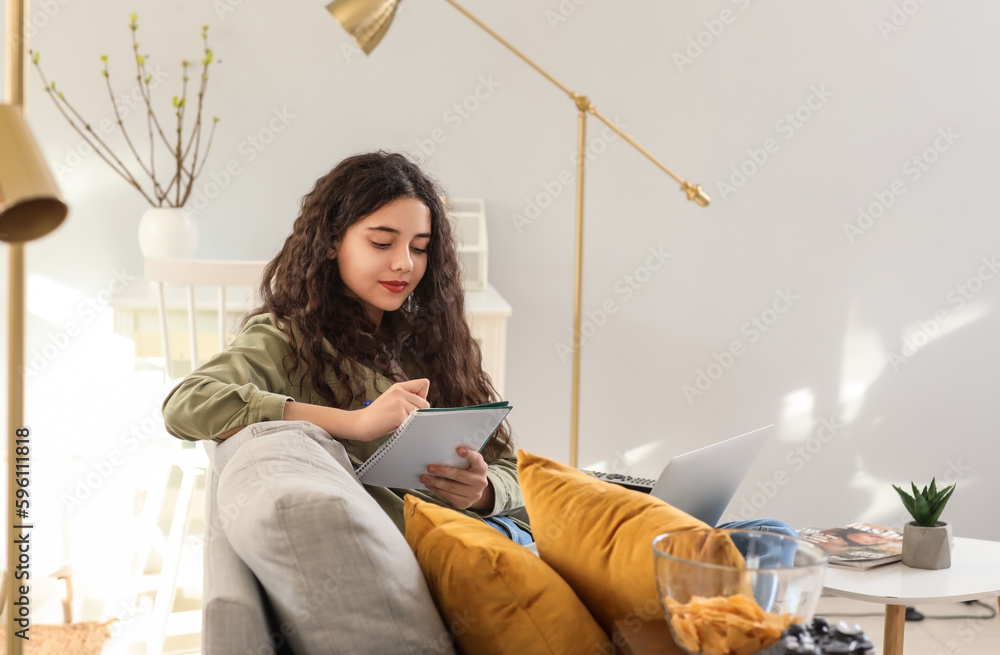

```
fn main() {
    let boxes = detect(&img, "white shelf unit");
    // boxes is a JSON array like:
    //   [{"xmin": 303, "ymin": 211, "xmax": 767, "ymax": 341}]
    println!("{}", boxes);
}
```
[{"xmin": 446, "ymin": 197, "xmax": 488, "ymax": 291}]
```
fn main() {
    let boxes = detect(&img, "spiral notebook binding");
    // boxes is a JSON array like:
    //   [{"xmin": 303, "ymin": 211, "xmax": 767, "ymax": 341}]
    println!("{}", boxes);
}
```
[{"xmin": 356, "ymin": 408, "xmax": 419, "ymax": 476}]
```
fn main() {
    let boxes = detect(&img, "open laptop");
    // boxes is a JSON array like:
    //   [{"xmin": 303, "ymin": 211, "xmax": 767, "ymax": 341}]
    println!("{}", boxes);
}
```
[{"xmin": 584, "ymin": 424, "xmax": 772, "ymax": 526}]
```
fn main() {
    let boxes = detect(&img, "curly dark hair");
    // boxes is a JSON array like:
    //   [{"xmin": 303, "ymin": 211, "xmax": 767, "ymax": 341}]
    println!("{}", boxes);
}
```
[{"xmin": 244, "ymin": 151, "xmax": 511, "ymax": 460}]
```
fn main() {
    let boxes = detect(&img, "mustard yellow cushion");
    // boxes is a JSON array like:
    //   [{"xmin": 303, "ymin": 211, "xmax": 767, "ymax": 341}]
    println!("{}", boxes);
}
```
[
  {"xmin": 518, "ymin": 450, "xmax": 744, "ymax": 634},
  {"xmin": 403, "ymin": 495, "xmax": 610, "ymax": 655}
]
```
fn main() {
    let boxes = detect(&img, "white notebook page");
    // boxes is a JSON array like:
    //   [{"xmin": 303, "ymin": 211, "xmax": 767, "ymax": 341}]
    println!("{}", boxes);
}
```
[{"xmin": 357, "ymin": 405, "xmax": 512, "ymax": 489}]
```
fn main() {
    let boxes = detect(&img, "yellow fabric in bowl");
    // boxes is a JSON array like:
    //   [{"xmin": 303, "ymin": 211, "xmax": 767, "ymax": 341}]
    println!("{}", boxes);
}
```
[
  {"xmin": 403, "ymin": 494, "xmax": 610, "ymax": 655},
  {"xmin": 517, "ymin": 450, "xmax": 745, "ymax": 634}
]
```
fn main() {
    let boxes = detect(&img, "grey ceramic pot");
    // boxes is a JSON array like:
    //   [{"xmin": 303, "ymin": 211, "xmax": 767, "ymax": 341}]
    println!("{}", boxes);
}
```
[{"xmin": 902, "ymin": 521, "xmax": 952, "ymax": 570}]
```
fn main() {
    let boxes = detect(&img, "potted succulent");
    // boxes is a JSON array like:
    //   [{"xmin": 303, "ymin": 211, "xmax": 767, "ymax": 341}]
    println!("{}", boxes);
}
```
[
  {"xmin": 31, "ymin": 13, "xmax": 220, "ymax": 259},
  {"xmin": 892, "ymin": 478, "xmax": 955, "ymax": 570}
]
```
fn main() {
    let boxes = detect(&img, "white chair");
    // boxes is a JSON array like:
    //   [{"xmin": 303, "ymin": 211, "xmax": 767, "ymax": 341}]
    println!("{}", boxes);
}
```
[
  {"xmin": 137, "ymin": 258, "xmax": 267, "ymax": 655},
  {"xmin": 146, "ymin": 258, "xmax": 269, "ymax": 381}
]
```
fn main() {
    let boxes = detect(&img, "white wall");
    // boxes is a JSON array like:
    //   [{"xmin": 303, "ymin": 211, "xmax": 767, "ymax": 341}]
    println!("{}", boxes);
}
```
[{"xmin": 3, "ymin": 0, "xmax": 997, "ymax": 581}]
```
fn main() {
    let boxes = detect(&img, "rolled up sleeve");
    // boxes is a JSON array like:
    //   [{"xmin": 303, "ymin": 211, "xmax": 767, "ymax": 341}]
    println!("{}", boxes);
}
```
[
  {"xmin": 481, "ymin": 433, "xmax": 524, "ymax": 517},
  {"xmin": 483, "ymin": 457, "xmax": 524, "ymax": 517},
  {"xmin": 162, "ymin": 317, "xmax": 296, "ymax": 442}
]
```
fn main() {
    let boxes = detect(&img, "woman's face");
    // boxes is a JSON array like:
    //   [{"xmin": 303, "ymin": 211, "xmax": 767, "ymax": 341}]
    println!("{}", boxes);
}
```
[{"xmin": 333, "ymin": 196, "xmax": 432, "ymax": 328}]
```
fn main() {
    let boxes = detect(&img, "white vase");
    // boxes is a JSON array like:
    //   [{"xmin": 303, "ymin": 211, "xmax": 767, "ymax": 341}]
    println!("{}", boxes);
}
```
[{"xmin": 138, "ymin": 207, "xmax": 199, "ymax": 259}]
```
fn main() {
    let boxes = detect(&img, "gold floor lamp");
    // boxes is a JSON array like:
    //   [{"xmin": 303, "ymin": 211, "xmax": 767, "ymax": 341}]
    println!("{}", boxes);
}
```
[
  {"xmin": 3, "ymin": 0, "xmax": 70, "ymax": 652},
  {"xmin": 328, "ymin": 0, "xmax": 709, "ymax": 468}
]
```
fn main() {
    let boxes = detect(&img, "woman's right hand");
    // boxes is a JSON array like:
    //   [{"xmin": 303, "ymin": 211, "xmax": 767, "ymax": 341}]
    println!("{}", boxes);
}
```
[{"xmin": 346, "ymin": 378, "xmax": 431, "ymax": 442}]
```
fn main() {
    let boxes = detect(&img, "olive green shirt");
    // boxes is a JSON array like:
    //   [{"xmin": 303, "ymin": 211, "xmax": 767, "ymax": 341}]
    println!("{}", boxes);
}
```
[{"xmin": 161, "ymin": 312, "xmax": 526, "ymax": 534}]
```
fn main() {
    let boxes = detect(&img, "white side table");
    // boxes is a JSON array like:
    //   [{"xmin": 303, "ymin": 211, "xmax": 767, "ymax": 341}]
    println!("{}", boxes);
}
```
[{"xmin": 823, "ymin": 537, "xmax": 1000, "ymax": 655}]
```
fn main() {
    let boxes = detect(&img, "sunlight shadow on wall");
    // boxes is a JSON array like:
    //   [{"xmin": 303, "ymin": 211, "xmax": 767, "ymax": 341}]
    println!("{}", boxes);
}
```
[
  {"xmin": 894, "ymin": 303, "xmax": 991, "ymax": 363},
  {"xmin": 844, "ymin": 463, "xmax": 908, "ymax": 527},
  {"xmin": 838, "ymin": 304, "xmax": 887, "ymax": 426},
  {"xmin": 778, "ymin": 387, "xmax": 815, "ymax": 442},
  {"xmin": 583, "ymin": 439, "xmax": 662, "ymax": 475}
]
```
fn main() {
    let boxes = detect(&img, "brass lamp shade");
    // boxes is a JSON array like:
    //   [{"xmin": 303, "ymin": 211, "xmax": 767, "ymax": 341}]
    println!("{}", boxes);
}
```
[
  {"xmin": 326, "ymin": 0, "xmax": 400, "ymax": 54},
  {"xmin": 0, "ymin": 104, "xmax": 68, "ymax": 243}
]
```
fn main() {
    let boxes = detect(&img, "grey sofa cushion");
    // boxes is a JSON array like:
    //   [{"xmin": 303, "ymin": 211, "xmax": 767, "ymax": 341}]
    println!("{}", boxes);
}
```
[
  {"xmin": 214, "ymin": 421, "xmax": 455, "ymax": 655},
  {"xmin": 202, "ymin": 449, "xmax": 289, "ymax": 654}
]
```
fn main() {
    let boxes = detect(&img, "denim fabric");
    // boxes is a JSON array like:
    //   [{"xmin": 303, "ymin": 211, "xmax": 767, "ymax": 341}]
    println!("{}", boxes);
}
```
[
  {"xmin": 717, "ymin": 518, "xmax": 799, "ymax": 539},
  {"xmin": 484, "ymin": 516, "xmax": 535, "ymax": 546}
]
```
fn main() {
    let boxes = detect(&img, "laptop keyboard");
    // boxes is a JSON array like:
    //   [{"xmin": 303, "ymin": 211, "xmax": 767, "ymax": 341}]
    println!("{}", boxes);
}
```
[{"xmin": 582, "ymin": 470, "xmax": 655, "ymax": 493}]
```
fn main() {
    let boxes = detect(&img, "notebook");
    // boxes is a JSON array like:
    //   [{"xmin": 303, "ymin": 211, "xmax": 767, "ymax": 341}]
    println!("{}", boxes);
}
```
[
  {"xmin": 356, "ymin": 401, "xmax": 512, "ymax": 489},
  {"xmin": 648, "ymin": 424, "xmax": 772, "ymax": 526}
]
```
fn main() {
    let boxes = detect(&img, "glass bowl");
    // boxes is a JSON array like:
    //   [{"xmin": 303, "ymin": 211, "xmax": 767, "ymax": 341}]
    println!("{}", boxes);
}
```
[{"xmin": 652, "ymin": 529, "xmax": 829, "ymax": 655}]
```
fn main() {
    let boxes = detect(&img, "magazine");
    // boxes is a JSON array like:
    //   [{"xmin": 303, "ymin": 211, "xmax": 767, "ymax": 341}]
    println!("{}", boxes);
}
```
[{"xmin": 799, "ymin": 522, "xmax": 903, "ymax": 570}]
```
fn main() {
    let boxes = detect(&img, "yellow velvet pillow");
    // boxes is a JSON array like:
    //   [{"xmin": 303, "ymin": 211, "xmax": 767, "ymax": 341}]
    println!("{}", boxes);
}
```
[
  {"xmin": 517, "ymin": 450, "xmax": 745, "ymax": 634},
  {"xmin": 403, "ymin": 495, "xmax": 610, "ymax": 655}
]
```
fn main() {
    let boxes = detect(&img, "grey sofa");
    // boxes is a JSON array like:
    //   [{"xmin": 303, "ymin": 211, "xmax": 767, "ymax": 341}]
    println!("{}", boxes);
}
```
[
  {"xmin": 201, "ymin": 439, "xmax": 292, "ymax": 655},
  {"xmin": 198, "ymin": 422, "xmax": 457, "ymax": 655}
]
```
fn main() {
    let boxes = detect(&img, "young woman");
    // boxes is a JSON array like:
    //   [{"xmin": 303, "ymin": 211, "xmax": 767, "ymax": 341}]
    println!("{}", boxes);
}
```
[{"xmin": 161, "ymin": 150, "xmax": 529, "ymax": 541}]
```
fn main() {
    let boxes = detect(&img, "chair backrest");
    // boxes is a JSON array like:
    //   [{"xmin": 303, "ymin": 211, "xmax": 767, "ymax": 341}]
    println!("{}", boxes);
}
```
[{"xmin": 144, "ymin": 258, "xmax": 268, "ymax": 380}]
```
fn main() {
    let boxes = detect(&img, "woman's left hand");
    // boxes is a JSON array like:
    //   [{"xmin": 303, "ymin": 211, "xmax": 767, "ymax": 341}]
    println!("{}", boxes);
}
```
[{"xmin": 421, "ymin": 447, "xmax": 494, "ymax": 512}]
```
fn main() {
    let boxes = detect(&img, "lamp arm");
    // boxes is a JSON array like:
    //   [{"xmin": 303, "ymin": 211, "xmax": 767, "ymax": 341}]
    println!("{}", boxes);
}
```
[
  {"xmin": 590, "ymin": 107, "xmax": 682, "ymax": 185},
  {"xmin": 440, "ymin": 0, "xmax": 709, "ymax": 206},
  {"xmin": 590, "ymin": 106, "xmax": 710, "ymax": 206},
  {"xmin": 441, "ymin": 0, "xmax": 574, "ymax": 98}
]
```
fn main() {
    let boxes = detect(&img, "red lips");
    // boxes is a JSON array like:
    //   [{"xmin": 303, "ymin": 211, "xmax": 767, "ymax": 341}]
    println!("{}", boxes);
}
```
[{"xmin": 380, "ymin": 281, "xmax": 408, "ymax": 293}]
